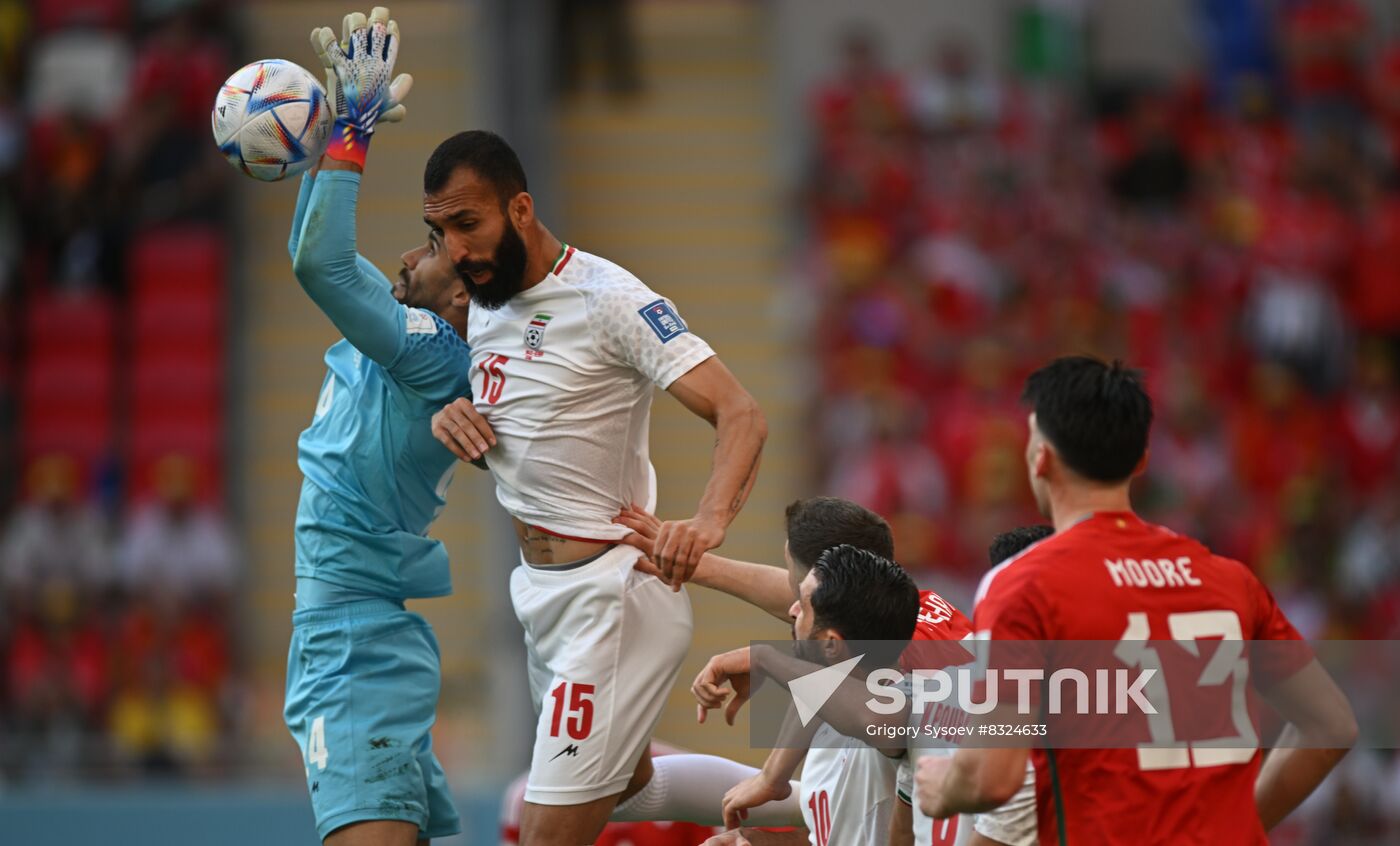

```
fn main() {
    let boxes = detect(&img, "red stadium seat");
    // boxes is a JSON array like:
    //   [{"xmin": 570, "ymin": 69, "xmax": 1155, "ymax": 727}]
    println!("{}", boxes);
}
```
[
  {"xmin": 23, "ymin": 290, "xmax": 116, "ymax": 358},
  {"xmin": 33, "ymin": 0, "xmax": 129, "ymax": 33},
  {"xmin": 128, "ymin": 226, "xmax": 226, "ymax": 297},
  {"xmin": 20, "ymin": 354, "xmax": 115, "ymax": 411},
  {"xmin": 130, "ymin": 356, "xmax": 222, "ymax": 409},
  {"xmin": 20, "ymin": 409, "xmax": 112, "ymax": 467}
]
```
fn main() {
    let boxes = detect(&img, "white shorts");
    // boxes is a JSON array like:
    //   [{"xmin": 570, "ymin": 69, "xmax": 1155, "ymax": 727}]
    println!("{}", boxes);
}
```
[{"xmin": 509, "ymin": 544, "xmax": 693, "ymax": 805}]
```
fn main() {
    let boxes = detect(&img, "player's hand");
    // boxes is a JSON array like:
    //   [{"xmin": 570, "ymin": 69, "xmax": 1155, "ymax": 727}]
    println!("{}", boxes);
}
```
[
  {"xmin": 310, "ymin": 7, "xmax": 411, "ymax": 162},
  {"xmin": 614, "ymin": 504, "xmax": 662, "ymax": 552},
  {"xmin": 701, "ymin": 829, "xmax": 753, "ymax": 846},
  {"xmin": 432, "ymin": 397, "xmax": 496, "ymax": 462},
  {"xmin": 722, "ymin": 772, "xmax": 792, "ymax": 830},
  {"xmin": 615, "ymin": 504, "xmax": 666, "ymax": 578},
  {"xmin": 693, "ymin": 646, "xmax": 752, "ymax": 726},
  {"xmin": 914, "ymin": 754, "xmax": 955, "ymax": 819},
  {"xmin": 652, "ymin": 513, "xmax": 725, "ymax": 591}
]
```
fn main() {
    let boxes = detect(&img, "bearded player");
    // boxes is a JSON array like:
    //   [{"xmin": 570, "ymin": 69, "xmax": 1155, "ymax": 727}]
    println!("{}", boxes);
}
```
[
  {"xmin": 281, "ymin": 9, "xmax": 473, "ymax": 844},
  {"xmin": 426, "ymin": 130, "xmax": 767, "ymax": 845},
  {"xmin": 916, "ymin": 356, "xmax": 1357, "ymax": 845}
]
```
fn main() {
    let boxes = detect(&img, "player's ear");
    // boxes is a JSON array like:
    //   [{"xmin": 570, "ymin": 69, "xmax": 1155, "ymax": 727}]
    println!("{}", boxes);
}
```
[
  {"xmin": 1031, "ymin": 441, "xmax": 1051, "ymax": 480},
  {"xmin": 508, "ymin": 191, "xmax": 533, "ymax": 229},
  {"xmin": 820, "ymin": 630, "xmax": 846, "ymax": 660},
  {"xmin": 450, "ymin": 278, "xmax": 470, "ymax": 308}
]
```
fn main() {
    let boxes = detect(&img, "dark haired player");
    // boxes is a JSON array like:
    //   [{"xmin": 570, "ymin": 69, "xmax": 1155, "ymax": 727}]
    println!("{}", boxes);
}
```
[
  {"xmin": 281, "ymin": 9, "xmax": 472, "ymax": 845},
  {"xmin": 915, "ymin": 356, "xmax": 1357, "ymax": 845},
  {"xmin": 633, "ymin": 498, "xmax": 966, "ymax": 846},
  {"xmin": 422, "ymin": 129, "xmax": 767, "ymax": 846},
  {"xmin": 696, "ymin": 545, "xmax": 923, "ymax": 846}
]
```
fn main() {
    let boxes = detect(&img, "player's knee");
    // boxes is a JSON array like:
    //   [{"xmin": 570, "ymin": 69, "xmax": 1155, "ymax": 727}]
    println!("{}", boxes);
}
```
[
  {"xmin": 519, "ymin": 800, "xmax": 614, "ymax": 846},
  {"xmin": 620, "ymin": 750, "xmax": 654, "ymax": 802}
]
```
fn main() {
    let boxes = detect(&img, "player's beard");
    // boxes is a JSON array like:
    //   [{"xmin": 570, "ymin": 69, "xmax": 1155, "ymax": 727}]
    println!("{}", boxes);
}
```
[
  {"xmin": 457, "ymin": 221, "xmax": 528, "ymax": 310},
  {"xmin": 793, "ymin": 635, "xmax": 827, "ymax": 666}
]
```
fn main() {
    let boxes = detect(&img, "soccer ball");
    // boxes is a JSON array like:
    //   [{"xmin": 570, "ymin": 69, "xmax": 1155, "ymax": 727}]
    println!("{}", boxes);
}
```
[{"xmin": 212, "ymin": 59, "xmax": 332, "ymax": 182}]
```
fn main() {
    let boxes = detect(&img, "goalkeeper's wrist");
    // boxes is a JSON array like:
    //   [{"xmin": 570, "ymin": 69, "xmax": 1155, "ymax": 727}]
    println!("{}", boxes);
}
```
[{"xmin": 325, "ymin": 118, "xmax": 371, "ymax": 168}]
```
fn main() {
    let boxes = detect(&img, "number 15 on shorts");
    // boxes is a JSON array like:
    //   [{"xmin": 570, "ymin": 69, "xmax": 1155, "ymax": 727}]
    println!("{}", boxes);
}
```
[{"xmin": 548, "ymin": 682, "xmax": 595, "ymax": 740}]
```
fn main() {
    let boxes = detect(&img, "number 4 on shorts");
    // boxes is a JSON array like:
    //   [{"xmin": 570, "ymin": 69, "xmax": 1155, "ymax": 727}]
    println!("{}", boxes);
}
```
[{"xmin": 307, "ymin": 715, "xmax": 329, "ymax": 771}]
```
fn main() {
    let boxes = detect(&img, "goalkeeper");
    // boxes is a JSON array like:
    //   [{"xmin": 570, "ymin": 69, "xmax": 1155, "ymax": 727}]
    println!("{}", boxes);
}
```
[{"xmin": 280, "ymin": 8, "xmax": 490, "ymax": 844}]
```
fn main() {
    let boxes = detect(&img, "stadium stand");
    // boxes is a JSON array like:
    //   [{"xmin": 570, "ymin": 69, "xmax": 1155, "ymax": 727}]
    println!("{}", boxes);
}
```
[
  {"xmin": 799, "ymin": 3, "xmax": 1400, "ymax": 839},
  {"xmin": 0, "ymin": 0, "xmax": 238, "ymax": 782}
]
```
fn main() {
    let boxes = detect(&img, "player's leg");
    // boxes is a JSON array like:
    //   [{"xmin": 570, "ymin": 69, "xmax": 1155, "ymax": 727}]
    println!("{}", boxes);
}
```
[
  {"xmin": 612, "ymin": 748, "xmax": 803, "ymax": 826},
  {"xmin": 511, "ymin": 547, "xmax": 693, "ymax": 845},
  {"xmin": 284, "ymin": 601, "xmax": 460, "ymax": 844},
  {"xmin": 519, "ymin": 752, "xmax": 655, "ymax": 845},
  {"xmin": 323, "ymin": 820, "xmax": 423, "ymax": 846}
]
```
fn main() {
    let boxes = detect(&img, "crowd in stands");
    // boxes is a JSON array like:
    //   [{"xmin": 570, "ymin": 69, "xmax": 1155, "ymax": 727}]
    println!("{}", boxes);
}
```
[
  {"xmin": 799, "ymin": 2, "xmax": 1400, "ymax": 840},
  {"xmin": 0, "ymin": 0, "xmax": 240, "ymax": 783}
]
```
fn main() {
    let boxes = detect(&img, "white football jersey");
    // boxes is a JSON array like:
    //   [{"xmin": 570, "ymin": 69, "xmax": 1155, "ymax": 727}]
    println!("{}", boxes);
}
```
[
  {"xmin": 467, "ymin": 246, "xmax": 715, "ymax": 540},
  {"xmin": 800, "ymin": 724, "xmax": 898, "ymax": 846}
]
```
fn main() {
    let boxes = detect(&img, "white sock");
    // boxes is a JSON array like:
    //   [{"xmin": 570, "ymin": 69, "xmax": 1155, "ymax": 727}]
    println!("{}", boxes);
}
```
[{"xmin": 611, "ymin": 753, "xmax": 803, "ymax": 827}]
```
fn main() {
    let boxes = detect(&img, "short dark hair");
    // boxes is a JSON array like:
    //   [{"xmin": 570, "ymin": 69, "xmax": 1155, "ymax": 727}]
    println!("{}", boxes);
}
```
[
  {"xmin": 987, "ymin": 525, "xmax": 1054, "ymax": 565},
  {"xmin": 1022, "ymin": 356, "xmax": 1153, "ymax": 482},
  {"xmin": 423, "ymin": 130, "xmax": 527, "ymax": 207},
  {"xmin": 785, "ymin": 497, "xmax": 894, "ymax": 573},
  {"xmin": 809, "ymin": 545, "xmax": 919, "ymax": 644}
]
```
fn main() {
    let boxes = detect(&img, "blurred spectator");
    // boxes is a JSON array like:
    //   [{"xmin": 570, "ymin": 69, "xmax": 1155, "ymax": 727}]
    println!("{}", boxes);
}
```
[
  {"xmin": 114, "ymin": 5, "xmax": 229, "ymax": 228},
  {"xmin": 795, "ymin": 8, "xmax": 1400, "ymax": 671},
  {"xmin": 906, "ymin": 38, "xmax": 1003, "ymax": 135},
  {"xmin": 1108, "ymin": 90, "xmax": 1193, "ymax": 210},
  {"xmin": 1, "ymin": 454, "xmax": 111, "ymax": 597},
  {"xmin": 117, "ymin": 454, "xmax": 235, "ymax": 601},
  {"xmin": 0, "ymin": 0, "xmax": 238, "ymax": 784},
  {"xmin": 1282, "ymin": 0, "xmax": 1369, "ymax": 139}
]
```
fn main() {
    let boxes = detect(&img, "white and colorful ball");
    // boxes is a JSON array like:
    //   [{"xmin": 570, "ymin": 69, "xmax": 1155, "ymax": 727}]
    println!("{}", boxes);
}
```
[{"xmin": 211, "ymin": 59, "xmax": 332, "ymax": 182}]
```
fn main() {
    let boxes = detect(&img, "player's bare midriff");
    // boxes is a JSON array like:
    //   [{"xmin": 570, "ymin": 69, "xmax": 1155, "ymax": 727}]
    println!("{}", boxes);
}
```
[{"xmin": 513, "ymin": 518, "xmax": 614, "ymax": 566}]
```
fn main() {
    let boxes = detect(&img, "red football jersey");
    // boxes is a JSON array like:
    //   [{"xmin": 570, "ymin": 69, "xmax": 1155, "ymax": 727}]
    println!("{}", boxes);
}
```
[
  {"xmin": 901, "ymin": 588, "xmax": 975, "ymax": 673},
  {"xmin": 973, "ymin": 512, "xmax": 1304, "ymax": 846}
]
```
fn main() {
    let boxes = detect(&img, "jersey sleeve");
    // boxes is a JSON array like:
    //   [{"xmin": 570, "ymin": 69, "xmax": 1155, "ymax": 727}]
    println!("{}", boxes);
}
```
[
  {"xmin": 288, "ymin": 171, "xmax": 316, "ymax": 261},
  {"xmin": 895, "ymin": 754, "xmax": 914, "ymax": 805},
  {"xmin": 1237, "ymin": 559, "xmax": 1312, "ymax": 687},
  {"xmin": 290, "ymin": 170, "xmax": 408, "ymax": 368},
  {"xmin": 972, "ymin": 562, "xmax": 1049, "ymax": 641},
  {"xmin": 591, "ymin": 282, "xmax": 715, "ymax": 388},
  {"xmin": 384, "ymin": 306, "xmax": 474, "ymax": 398}
]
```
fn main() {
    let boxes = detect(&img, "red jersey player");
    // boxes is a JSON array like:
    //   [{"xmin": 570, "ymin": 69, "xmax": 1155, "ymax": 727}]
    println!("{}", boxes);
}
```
[{"xmin": 914, "ymin": 356, "xmax": 1356, "ymax": 845}]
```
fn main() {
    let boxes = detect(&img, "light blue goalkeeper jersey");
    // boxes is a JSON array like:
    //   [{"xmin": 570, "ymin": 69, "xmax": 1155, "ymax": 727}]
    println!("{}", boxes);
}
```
[{"xmin": 287, "ymin": 171, "xmax": 473, "ymax": 599}]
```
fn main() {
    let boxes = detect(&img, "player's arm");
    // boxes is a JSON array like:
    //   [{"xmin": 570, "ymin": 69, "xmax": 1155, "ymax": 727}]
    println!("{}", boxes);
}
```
[
  {"xmin": 918, "ymin": 743, "xmax": 1028, "ymax": 818},
  {"xmin": 889, "ymin": 799, "xmax": 915, "ymax": 846},
  {"xmin": 290, "ymin": 169, "xmax": 408, "ymax": 366},
  {"xmin": 922, "ymin": 565, "xmax": 1043, "ymax": 818},
  {"xmin": 703, "ymin": 828, "xmax": 809, "ymax": 846},
  {"xmin": 749, "ymin": 644, "xmax": 908, "ymax": 754},
  {"xmin": 1254, "ymin": 659, "xmax": 1357, "ymax": 830},
  {"xmin": 657, "ymin": 357, "xmax": 767, "ymax": 589},
  {"xmin": 723, "ymin": 745, "xmax": 807, "ymax": 829},
  {"xmin": 616, "ymin": 505, "xmax": 793, "ymax": 620}
]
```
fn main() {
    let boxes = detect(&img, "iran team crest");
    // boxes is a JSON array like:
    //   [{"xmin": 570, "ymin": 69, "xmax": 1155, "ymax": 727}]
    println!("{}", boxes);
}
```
[{"xmin": 524, "ymin": 313, "xmax": 553, "ymax": 359}]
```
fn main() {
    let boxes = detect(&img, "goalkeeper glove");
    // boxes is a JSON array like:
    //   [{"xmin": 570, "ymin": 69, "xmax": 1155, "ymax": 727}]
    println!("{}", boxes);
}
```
[{"xmin": 311, "ymin": 6, "xmax": 413, "ymax": 167}]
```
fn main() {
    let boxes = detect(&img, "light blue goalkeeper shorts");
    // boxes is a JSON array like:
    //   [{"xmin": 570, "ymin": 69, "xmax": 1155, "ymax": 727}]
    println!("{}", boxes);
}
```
[{"xmin": 283, "ymin": 596, "xmax": 461, "ymax": 841}]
